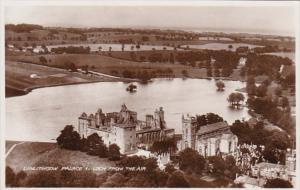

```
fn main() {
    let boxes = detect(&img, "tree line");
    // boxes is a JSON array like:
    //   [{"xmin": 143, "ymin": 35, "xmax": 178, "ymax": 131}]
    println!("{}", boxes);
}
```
[{"xmin": 56, "ymin": 125, "xmax": 121, "ymax": 160}]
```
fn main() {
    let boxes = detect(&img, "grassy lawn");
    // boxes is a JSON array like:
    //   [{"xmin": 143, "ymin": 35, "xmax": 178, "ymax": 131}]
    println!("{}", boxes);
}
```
[
  {"xmin": 5, "ymin": 141, "xmax": 23, "ymax": 153},
  {"xmin": 6, "ymin": 53, "xmax": 250, "ymax": 86},
  {"xmin": 6, "ymin": 54, "xmax": 207, "ymax": 78},
  {"xmin": 5, "ymin": 60, "xmax": 122, "ymax": 95},
  {"xmin": 6, "ymin": 141, "xmax": 115, "ymax": 174}
]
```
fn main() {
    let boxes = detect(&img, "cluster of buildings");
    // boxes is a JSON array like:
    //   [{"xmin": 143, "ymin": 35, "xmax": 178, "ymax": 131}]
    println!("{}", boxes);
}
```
[
  {"xmin": 6, "ymin": 44, "xmax": 46, "ymax": 54},
  {"xmin": 78, "ymin": 105, "xmax": 238, "ymax": 157},
  {"xmin": 77, "ymin": 105, "xmax": 296, "ymax": 187},
  {"xmin": 177, "ymin": 114, "xmax": 238, "ymax": 157},
  {"xmin": 234, "ymin": 145, "xmax": 296, "ymax": 187},
  {"xmin": 78, "ymin": 104, "xmax": 174, "ymax": 154}
]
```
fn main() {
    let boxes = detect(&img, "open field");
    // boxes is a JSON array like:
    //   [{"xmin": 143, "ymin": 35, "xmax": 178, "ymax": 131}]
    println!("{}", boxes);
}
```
[
  {"xmin": 6, "ymin": 53, "xmax": 246, "ymax": 80},
  {"xmin": 6, "ymin": 141, "xmax": 115, "ymax": 175},
  {"xmin": 5, "ymin": 60, "xmax": 128, "ymax": 97},
  {"xmin": 6, "ymin": 53, "xmax": 248, "ymax": 98},
  {"xmin": 6, "ymin": 54, "xmax": 207, "ymax": 78}
]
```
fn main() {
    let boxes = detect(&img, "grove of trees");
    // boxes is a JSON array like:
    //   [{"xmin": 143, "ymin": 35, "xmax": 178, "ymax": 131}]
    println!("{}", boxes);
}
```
[{"xmin": 227, "ymin": 92, "xmax": 245, "ymax": 108}]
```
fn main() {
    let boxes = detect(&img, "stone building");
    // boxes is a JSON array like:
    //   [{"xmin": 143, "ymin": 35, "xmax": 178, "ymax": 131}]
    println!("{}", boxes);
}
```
[
  {"xmin": 249, "ymin": 149, "xmax": 296, "ymax": 186},
  {"xmin": 252, "ymin": 162, "xmax": 287, "ymax": 179},
  {"xmin": 78, "ymin": 104, "xmax": 174, "ymax": 154},
  {"xmin": 181, "ymin": 114, "xmax": 238, "ymax": 157},
  {"xmin": 78, "ymin": 104, "xmax": 137, "ymax": 154}
]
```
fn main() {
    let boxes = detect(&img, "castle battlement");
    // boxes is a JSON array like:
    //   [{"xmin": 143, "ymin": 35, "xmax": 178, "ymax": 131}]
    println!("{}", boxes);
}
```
[{"xmin": 78, "ymin": 104, "xmax": 174, "ymax": 154}]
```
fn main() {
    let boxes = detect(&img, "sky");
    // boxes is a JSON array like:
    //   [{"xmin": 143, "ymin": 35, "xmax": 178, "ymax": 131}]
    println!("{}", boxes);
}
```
[{"xmin": 5, "ymin": 5, "xmax": 297, "ymax": 36}]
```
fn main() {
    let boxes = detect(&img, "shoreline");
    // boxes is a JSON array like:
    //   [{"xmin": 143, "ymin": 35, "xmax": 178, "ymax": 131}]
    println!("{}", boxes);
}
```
[
  {"xmin": 6, "ymin": 75, "xmax": 246, "ymax": 98},
  {"xmin": 6, "ymin": 76, "xmax": 139, "ymax": 98}
]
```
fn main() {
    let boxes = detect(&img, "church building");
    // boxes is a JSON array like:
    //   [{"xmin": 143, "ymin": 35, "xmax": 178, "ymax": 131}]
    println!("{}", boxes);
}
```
[{"xmin": 181, "ymin": 114, "xmax": 238, "ymax": 157}]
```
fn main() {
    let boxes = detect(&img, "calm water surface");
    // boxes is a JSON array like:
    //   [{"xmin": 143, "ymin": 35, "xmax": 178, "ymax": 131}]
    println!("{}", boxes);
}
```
[
  {"xmin": 6, "ymin": 78, "xmax": 250, "ymax": 142},
  {"xmin": 181, "ymin": 43, "xmax": 262, "ymax": 51}
]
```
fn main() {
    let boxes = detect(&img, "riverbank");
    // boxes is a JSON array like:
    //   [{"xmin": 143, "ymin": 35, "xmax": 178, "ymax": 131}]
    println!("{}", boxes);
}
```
[{"xmin": 5, "ymin": 60, "xmax": 138, "ymax": 98}]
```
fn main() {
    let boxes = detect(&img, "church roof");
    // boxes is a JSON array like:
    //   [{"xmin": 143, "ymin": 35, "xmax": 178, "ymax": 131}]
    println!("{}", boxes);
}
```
[
  {"xmin": 113, "ymin": 123, "xmax": 136, "ymax": 129},
  {"xmin": 220, "ymin": 133, "xmax": 236, "ymax": 140},
  {"xmin": 197, "ymin": 121, "xmax": 229, "ymax": 136}
]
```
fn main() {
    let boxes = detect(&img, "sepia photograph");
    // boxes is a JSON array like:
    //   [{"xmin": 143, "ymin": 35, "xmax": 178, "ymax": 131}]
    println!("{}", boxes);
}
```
[{"xmin": 2, "ymin": 1, "xmax": 298, "ymax": 188}]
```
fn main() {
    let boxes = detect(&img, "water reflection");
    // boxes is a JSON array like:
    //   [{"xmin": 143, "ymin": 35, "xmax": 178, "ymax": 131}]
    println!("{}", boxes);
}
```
[{"xmin": 6, "ymin": 78, "xmax": 250, "ymax": 142}]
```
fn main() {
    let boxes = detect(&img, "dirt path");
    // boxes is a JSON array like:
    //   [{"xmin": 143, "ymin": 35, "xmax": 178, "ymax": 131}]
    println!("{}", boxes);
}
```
[{"xmin": 6, "ymin": 142, "xmax": 26, "ymax": 158}]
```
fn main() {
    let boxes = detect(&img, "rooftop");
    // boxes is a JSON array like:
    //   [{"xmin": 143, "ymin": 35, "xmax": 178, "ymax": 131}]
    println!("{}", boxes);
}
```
[
  {"xmin": 197, "ymin": 121, "xmax": 229, "ymax": 136},
  {"xmin": 113, "ymin": 123, "xmax": 136, "ymax": 129}
]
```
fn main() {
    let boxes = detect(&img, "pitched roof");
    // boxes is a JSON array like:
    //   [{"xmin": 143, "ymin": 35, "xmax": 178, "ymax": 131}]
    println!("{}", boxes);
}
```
[
  {"xmin": 220, "ymin": 133, "xmax": 236, "ymax": 140},
  {"xmin": 197, "ymin": 121, "xmax": 229, "ymax": 136}
]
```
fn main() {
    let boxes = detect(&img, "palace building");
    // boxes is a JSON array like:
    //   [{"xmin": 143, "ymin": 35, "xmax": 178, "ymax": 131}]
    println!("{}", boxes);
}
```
[
  {"xmin": 180, "ymin": 114, "xmax": 238, "ymax": 157},
  {"xmin": 78, "ymin": 104, "xmax": 174, "ymax": 154}
]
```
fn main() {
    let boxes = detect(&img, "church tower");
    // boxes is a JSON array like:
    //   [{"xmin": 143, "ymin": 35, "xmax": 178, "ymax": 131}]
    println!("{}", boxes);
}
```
[
  {"xmin": 154, "ymin": 107, "xmax": 166, "ymax": 129},
  {"xmin": 182, "ymin": 114, "xmax": 197, "ymax": 150}
]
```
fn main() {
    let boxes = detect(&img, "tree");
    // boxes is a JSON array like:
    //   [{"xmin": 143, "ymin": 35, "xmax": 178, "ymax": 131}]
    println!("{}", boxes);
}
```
[
  {"xmin": 216, "ymin": 81, "xmax": 225, "ymax": 91},
  {"xmin": 281, "ymin": 97, "xmax": 290, "ymax": 110},
  {"xmin": 136, "ymin": 43, "xmax": 141, "ymax": 50},
  {"xmin": 86, "ymin": 133, "xmax": 108, "ymax": 157},
  {"xmin": 122, "ymin": 70, "xmax": 134, "ymax": 78},
  {"xmin": 15, "ymin": 171, "xmax": 27, "ymax": 186},
  {"xmin": 6, "ymin": 166, "xmax": 16, "ymax": 187},
  {"xmin": 166, "ymin": 170, "xmax": 190, "ymax": 187},
  {"xmin": 164, "ymin": 163, "xmax": 176, "ymax": 174},
  {"xmin": 256, "ymin": 84, "xmax": 267, "ymax": 97},
  {"xmin": 182, "ymin": 70, "xmax": 188, "ymax": 77},
  {"xmin": 150, "ymin": 138, "xmax": 177, "ymax": 155},
  {"xmin": 208, "ymin": 156, "xmax": 226, "ymax": 176},
  {"xmin": 207, "ymin": 67, "xmax": 212, "ymax": 77},
  {"xmin": 227, "ymin": 92, "xmax": 245, "ymax": 108},
  {"xmin": 56, "ymin": 125, "xmax": 81, "ymax": 150},
  {"xmin": 214, "ymin": 68, "xmax": 220, "ymax": 77},
  {"xmin": 108, "ymin": 144, "xmax": 121, "ymax": 161},
  {"xmin": 64, "ymin": 61, "xmax": 77, "ymax": 72},
  {"xmin": 246, "ymin": 76, "xmax": 256, "ymax": 95},
  {"xmin": 32, "ymin": 43, "xmax": 37, "ymax": 48},
  {"xmin": 275, "ymin": 86, "xmax": 282, "ymax": 97},
  {"xmin": 169, "ymin": 53, "xmax": 175, "ymax": 63},
  {"xmin": 206, "ymin": 113, "xmax": 224, "ymax": 124},
  {"xmin": 39, "ymin": 56, "xmax": 47, "ymax": 64},
  {"xmin": 102, "ymin": 173, "xmax": 126, "ymax": 187},
  {"xmin": 264, "ymin": 178, "xmax": 293, "ymax": 188},
  {"xmin": 178, "ymin": 148, "xmax": 205, "ymax": 174},
  {"xmin": 196, "ymin": 115, "xmax": 207, "ymax": 127},
  {"xmin": 262, "ymin": 78, "xmax": 271, "ymax": 86},
  {"xmin": 142, "ymin": 36, "xmax": 149, "ymax": 41}
]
